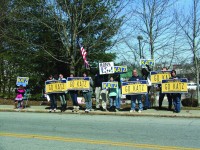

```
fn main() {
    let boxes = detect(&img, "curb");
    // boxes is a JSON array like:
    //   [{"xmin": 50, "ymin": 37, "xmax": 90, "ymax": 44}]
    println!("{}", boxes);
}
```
[{"xmin": 1, "ymin": 108, "xmax": 200, "ymax": 119}]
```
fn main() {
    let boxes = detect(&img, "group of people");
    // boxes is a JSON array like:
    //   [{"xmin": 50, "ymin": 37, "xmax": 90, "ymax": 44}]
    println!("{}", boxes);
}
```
[
  {"xmin": 15, "ymin": 67, "xmax": 182, "ymax": 113},
  {"xmin": 129, "ymin": 67, "xmax": 181, "ymax": 113},
  {"xmin": 46, "ymin": 72, "xmax": 94, "ymax": 113}
]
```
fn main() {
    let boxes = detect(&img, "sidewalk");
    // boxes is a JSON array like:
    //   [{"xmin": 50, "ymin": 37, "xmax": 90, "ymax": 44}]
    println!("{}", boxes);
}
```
[{"xmin": 0, "ymin": 105, "xmax": 200, "ymax": 118}]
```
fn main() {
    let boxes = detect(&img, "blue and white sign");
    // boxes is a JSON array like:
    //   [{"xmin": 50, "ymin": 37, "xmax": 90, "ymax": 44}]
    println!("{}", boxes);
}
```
[
  {"xmin": 16, "ymin": 77, "xmax": 29, "ymax": 87},
  {"xmin": 114, "ymin": 66, "xmax": 127, "ymax": 74},
  {"xmin": 102, "ymin": 82, "xmax": 118, "ymax": 89},
  {"xmin": 140, "ymin": 59, "xmax": 155, "ymax": 68}
]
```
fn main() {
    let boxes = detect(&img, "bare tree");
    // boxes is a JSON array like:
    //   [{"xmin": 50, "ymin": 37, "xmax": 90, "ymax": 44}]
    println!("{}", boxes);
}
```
[
  {"xmin": 114, "ymin": 0, "xmax": 182, "ymax": 69},
  {"xmin": 176, "ymin": 0, "xmax": 200, "ymax": 106}
]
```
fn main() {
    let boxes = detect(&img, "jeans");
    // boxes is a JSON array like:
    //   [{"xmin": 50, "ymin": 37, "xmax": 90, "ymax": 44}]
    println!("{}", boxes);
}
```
[
  {"xmin": 59, "ymin": 93, "xmax": 66, "ymax": 105},
  {"xmin": 69, "ymin": 91, "xmax": 78, "ymax": 106},
  {"xmin": 144, "ymin": 93, "xmax": 151, "ymax": 108},
  {"xmin": 116, "ymin": 88, "xmax": 121, "ymax": 109},
  {"xmin": 159, "ymin": 93, "xmax": 172, "ymax": 109},
  {"xmin": 49, "ymin": 93, "xmax": 57, "ymax": 110},
  {"xmin": 109, "ymin": 96, "xmax": 116, "ymax": 108},
  {"xmin": 95, "ymin": 87, "xmax": 101, "ymax": 108},
  {"xmin": 83, "ymin": 91, "xmax": 92, "ymax": 110},
  {"xmin": 131, "ymin": 95, "xmax": 143, "ymax": 111},
  {"xmin": 172, "ymin": 94, "xmax": 181, "ymax": 113}
]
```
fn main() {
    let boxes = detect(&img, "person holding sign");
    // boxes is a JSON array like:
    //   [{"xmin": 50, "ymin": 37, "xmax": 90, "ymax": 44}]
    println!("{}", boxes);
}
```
[
  {"xmin": 68, "ymin": 73, "xmax": 79, "ymax": 112},
  {"xmin": 47, "ymin": 75, "xmax": 57, "ymax": 112},
  {"xmin": 141, "ymin": 65, "xmax": 152, "ymax": 109},
  {"xmin": 115, "ymin": 75, "xmax": 121, "ymax": 111},
  {"xmin": 58, "ymin": 74, "xmax": 67, "ymax": 112},
  {"xmin": 82, "ymin": 72, "xmax": 93, "ymax": 113},
  {"xmin": 108, "ymin": 77, "xmax": 118, "ymax": 112},
  {"xmin": 129, "ymin": 69, "xmax": 143, "ymax": 113},
  {"xmin": 94, "ymin": 72, "xmax": 103, "ymax": 110},
  {"xmin": 158, "ymin": 67, "xmax": 172, "ymax": 110},
  {"xmin": 101, "ymin": 75, "xmax": 109, "ymax": 111},
  {"xmin": 14, "ymin": 85, "xmax": 25, "ymax": 109},
  {"xmin": 170, "ymin": 70, "xmax": 182, "ymax": 113}
]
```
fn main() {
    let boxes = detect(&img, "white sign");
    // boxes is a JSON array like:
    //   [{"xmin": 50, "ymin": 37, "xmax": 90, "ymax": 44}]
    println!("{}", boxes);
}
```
[{"xmin": 99, "ymin": 62, "xmax": 114, "ymax": 75}]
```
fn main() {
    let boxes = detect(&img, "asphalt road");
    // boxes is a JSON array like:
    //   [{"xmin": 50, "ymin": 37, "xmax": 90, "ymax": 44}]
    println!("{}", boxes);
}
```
[{"xmin": 0, "ymin": 112, "xmax": 200, "ymax": 150}]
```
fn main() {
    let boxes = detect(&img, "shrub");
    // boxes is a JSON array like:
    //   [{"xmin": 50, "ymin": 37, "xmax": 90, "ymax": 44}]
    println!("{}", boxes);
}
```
[{"xmin": 182, "ymin": 98, "xmax": 198, "ymax": 107}]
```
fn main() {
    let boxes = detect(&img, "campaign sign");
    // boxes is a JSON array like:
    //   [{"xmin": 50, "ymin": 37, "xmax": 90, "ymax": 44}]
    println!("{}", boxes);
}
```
[
  {"xmin": 102, "ymin": 82, "xmax": 118, "ymax": 89},
  {"xmin": 16, "ymin": 77, "xmax": 29, "ymax": 87},
  {"xmin": 66, "ymin": 77, "xmax": 90, "ymax": 90},
  {"xmin": 150, "ymin": 71, "xmax": 171, "ymax": 84},
  {"xmin": 45, "ymin": 79, "xmax": 67, "ymax": 93},
  {"xmin": 114, "ymin": 66, "xmax": 127, "ymax": 74},
  {"xmin": 99, "ymin": 62, "xmax": 114, "ymax": 75},
  {"xmin": 140, "ymin": 59, "xmax": 155, "ymax": 68},
  {"xmin": 122, "ymin": 80, "xmax": 148, "ymax": 95},
  {"xmin": 161, "ymin": 78, "xmax": 188, "ymax": 93}
]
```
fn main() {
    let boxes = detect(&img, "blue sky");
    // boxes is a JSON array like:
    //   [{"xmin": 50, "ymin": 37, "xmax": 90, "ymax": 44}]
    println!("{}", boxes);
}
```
[{"xmin": 109, "ymin": 0, "xmax": 198, "ymax": 69}]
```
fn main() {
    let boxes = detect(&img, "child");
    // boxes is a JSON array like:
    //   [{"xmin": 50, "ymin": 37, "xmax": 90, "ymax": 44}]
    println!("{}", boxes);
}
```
[
  {"xmin": 14, "ymin": 85, "xmax": 26, "ymax": 109},
  {"xmin": 108, "ymin": 77, "xmax": 118, "ymax": 112}
]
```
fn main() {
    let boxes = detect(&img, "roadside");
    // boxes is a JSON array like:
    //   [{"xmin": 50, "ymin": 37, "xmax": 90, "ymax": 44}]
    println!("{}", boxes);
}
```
[{"xmin": 0, "ymin": 98, "xmax": 200, "ymax": 118}]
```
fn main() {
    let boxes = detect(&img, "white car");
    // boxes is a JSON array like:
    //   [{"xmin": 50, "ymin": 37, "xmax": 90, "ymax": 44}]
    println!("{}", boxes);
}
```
[{"xmin": 187, "ymin": 83, "xmax": 197, "ymax": 90}]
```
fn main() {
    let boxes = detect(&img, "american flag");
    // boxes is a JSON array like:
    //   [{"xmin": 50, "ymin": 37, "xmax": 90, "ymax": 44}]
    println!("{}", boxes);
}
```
[{"xmin": 80, "ymin": 46, "xmax": 90, "ymax": 69}]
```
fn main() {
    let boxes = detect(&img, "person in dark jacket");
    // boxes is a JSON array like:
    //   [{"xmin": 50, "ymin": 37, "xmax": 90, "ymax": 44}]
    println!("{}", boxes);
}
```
[
  {"xmin": 129, "ymin": 69, "xmax": 143, "ymax": 113},
  {"xmin": 141, "ymin": 65, "xmax": 152, "ymax": 109},
  {"xmin": 46, "ymin": 75, "xmax": 57, "ymax": 112},
  {"xmin": 58, "ymin": 74, "xmax": 67, "ymax": 112},
  {"xmin": 170, "ymin": 70, "xmax": 181, "ymax": 113},
  {"xmin": 158, "ymin": 67, "xmax": 172, "ymax": 110}
]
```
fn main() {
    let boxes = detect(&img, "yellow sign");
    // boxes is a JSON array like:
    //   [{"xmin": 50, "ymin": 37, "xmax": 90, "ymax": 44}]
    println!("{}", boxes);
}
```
[
  {"xmin": 122, "ymin": 81, "xmax": 147, "ymax": 95},
  {"xmin": 66, "ymin": 77, "xmax": 90, "ymax": 90},
  {"xmin": 45, "ymin": 80, "xmax": 67, "ymax": 93},
  {"xmin": 150, "ymin": 71, "xmax": 171, "ymax": 84},
  {"xmin": 161, "ymin": 79, "xmax": 188, "ymax": 93}
]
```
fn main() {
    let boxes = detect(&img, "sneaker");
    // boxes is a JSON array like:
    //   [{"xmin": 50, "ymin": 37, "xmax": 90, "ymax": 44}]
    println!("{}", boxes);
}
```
[
  {"xmin": 130, "ymin": 110, "xmax": 135, "ymax": 113},
  {"xmin": 115, "ymin": 108, "xmax": 120, "ymax": 112},
  {"xmin": 138, "ymin": 110, "xmax": 142, "ymax": 113},
  {"xmin": 49, "ymin": 109, "xmax": 52, "ymax": 113},
  {"xmin": 85, "ymin": 109, "xmax": 90, "ymax": 113},
  {"xmin": 53, "ymin": 109, "xmax": 56, "ymax": 112}
]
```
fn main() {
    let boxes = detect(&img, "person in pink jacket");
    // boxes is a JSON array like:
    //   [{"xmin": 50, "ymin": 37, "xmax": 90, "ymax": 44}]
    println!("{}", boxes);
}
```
[{"xmin": 14, "ymin": 85, "xmax": 25, "ymax": 109}]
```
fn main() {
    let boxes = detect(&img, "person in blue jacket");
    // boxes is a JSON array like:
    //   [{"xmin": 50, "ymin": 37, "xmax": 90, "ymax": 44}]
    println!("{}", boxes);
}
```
[{"xmin": 129, "ymin": 69, "xmax": 143, "ymax": 113}]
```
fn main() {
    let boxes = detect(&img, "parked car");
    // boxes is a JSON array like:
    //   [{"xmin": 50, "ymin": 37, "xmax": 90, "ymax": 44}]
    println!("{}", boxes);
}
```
[{"xmin": 187, "ymin": 83, "xmax": 197, "ymax": 90}]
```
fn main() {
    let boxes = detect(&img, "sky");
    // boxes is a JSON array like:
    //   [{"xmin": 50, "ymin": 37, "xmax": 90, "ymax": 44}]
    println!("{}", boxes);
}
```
[{"xmin": 109, "ymin": 0, "xmax": 198, "ymax": 69}]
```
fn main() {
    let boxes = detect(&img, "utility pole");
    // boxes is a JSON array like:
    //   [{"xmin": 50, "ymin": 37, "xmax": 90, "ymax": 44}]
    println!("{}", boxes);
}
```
[{"xmin": 137, "ymin": 35, "xmax": 143, "ymax": 59}]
